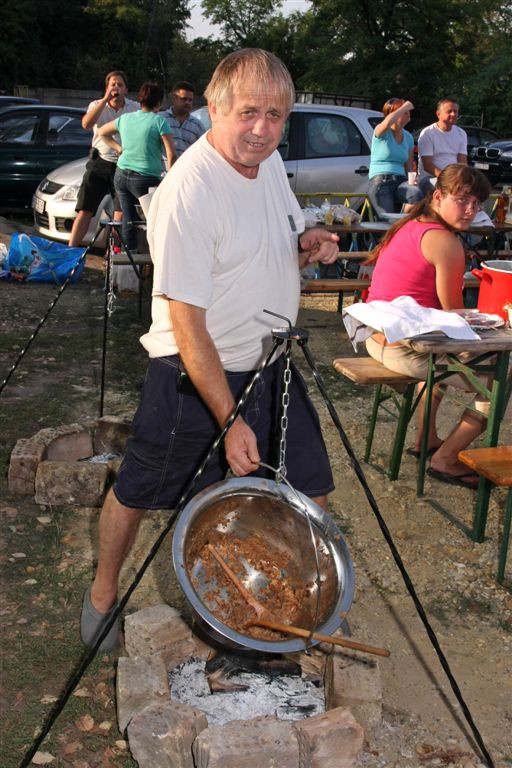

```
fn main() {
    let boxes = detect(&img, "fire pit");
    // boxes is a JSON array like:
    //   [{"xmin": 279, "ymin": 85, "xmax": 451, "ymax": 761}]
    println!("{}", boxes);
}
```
[{"xmin": 173, "ymin": 477, "xmax": 355, "ymax": 654}]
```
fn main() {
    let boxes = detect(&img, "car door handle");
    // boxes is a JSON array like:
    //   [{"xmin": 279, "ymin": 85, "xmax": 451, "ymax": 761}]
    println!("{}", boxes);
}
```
[
  {"xmin": 355, "ymin": 166, "xmax": 369, "ymax": 175},
  {"xmin": 287, "ymin": 172, "xmax": 294, "ymax": 178}
]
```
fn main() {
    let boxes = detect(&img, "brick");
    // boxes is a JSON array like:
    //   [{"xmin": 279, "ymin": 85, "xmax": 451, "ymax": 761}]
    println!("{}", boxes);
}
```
[
  {"xmin": 45, "ymin": 429, "xmax": 93, "ymax": 461},
  {"xmin": 293, "ymin": 707, "xmax": 364, "ymax": 768},
  {"xmin": 193, "ymin": 715, "xmax": 299, "ymax": 768},
  {"xmin": 117, "ymin": 655, "xmax": 170, "ymax": 731},
  {"xmin": 124, "ymin": 604, "xmax": 192, "ymax": 657},
  {"xmin": 324, "ymin": 649, "xmax": 382, "ymax": 735},
  {"xmin": 127, "ymin": 700, "xmax": 207, "ymax": 768},
  {"xmin": 8, "ymin": 438, "xmax": 45, "ymax": 495},
  {"xmin": 93, "ymin": 415, "xmax": 131, "ymax": 454},
  {"xmin": 34, "ymin": 460, "xmax": 108, "ymax": 507}
]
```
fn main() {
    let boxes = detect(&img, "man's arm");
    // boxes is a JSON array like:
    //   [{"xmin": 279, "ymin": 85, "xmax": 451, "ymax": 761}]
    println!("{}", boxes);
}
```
[
  {"xmin": 457, "ymin": 153, "xmax": 468, "ymax": 165},
  {"xmin": 421, "ymin": 155, "xmax": 442, "ymax": 178},
  {"xmin": 169, "ymin": 300, "xmax": 260, "ymax": 476},
  {"xmin": 97, "ymin": 120, "xmax": 122, "ymax": 155}
]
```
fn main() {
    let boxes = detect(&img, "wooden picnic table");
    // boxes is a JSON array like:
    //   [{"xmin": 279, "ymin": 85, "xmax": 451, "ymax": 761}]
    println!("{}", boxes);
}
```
[{"xmin": 404, "ymin": 326, "xmax": 512, "ymax": 542}]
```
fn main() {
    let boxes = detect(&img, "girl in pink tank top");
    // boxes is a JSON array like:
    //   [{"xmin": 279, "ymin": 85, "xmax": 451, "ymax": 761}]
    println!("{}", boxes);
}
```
[{"xmin": 363, "ymin": 163, "xmax": 493, "ymax": 488}]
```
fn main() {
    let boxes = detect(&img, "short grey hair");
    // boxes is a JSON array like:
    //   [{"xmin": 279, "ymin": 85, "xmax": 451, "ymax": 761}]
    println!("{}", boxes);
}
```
[{"xmin": 204, "ymin": 48, "xmax": 295, "ymax": 116}]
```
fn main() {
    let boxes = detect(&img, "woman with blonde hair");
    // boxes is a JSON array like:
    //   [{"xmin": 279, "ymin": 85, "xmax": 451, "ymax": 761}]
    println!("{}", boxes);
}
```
[
  {"xmin": 368, "ymin": 97, "xmax": 424, "ymax": 216},
  {"xmin": 365, "ymin": 163, "xmax": 492, "ymax": 488}
]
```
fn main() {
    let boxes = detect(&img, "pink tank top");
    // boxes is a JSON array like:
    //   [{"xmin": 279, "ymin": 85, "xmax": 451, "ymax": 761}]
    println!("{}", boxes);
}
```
[{"xmin": 367, "ymin": 220, "xmax": 446, "ymax": 309}]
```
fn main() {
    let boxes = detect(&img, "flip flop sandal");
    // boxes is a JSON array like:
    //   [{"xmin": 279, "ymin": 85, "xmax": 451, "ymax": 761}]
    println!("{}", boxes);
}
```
[
  {"xmin": 406, "ymin": 445, "xmax": 439, "ymax": 460},
  {"xmin": 80, "ymin": 586, "xmax": 120, "ymax": 652},
  {"xmin": 426, "ymin": 467, "xmax": 479, "ymax": 490}
]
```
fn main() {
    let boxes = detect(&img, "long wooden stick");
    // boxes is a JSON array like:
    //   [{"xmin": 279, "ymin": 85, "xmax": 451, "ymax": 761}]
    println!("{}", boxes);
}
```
[
  {"xmin": 248, "ymin": 617, "xmax": 390, "ymax": 658},
  {"xmin": 206, "ymin": 543, "xmax": 269, "ymax": 618}
]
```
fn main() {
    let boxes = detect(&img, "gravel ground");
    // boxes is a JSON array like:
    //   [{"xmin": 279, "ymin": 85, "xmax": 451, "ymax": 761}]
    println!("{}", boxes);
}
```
[{"xmin": 0, "ymin": 217, "xmax": 511, "ymax": 767}]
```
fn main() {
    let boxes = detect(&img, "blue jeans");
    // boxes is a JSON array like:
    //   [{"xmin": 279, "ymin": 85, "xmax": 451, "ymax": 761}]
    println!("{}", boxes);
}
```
[
  {"xmin": 368, "ymin": 174, "xmax": 424, "ymax": 217},
  {"xmin": 114, "ymin": 168, "xmax": 160, "ymax": 251}
]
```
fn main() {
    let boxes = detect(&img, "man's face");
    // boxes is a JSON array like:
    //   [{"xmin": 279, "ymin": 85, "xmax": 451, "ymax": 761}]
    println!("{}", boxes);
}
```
[
  {"xmin": 436, "ymin": 101, "xmax": 459, "ymax": 129},
  {"xmin": 172, "ymin": 89, "xmax": 194, "ymax": 118},
  {"xmin": 107, "ymin": 76, "xmax": 127, "ymax": 101},
  {"xmin": 209, "ymin": 85, "xmax": 288, "ymax": 178}
]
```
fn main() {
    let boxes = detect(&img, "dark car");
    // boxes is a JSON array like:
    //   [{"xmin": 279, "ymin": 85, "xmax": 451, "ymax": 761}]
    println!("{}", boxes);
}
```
[
  {"xmin": 0, "ymin": 95, "xmax": 40, "ymax": 110},
  {"xmin": 470, "ymin": 140, "xmax": 512, "ymax": 184},
  {"xmin": 0, "ymin": 104, "xmax": 90, "ymax": 206}
]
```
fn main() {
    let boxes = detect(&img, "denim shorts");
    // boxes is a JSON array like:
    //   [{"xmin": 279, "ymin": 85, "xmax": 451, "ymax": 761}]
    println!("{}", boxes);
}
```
[{"xmin": 114, "ymin": 354, "xmax": 334, "ymax": 509}]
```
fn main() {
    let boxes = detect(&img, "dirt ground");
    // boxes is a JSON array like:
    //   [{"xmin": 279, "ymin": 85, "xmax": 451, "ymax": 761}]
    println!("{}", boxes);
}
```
[{"xmin": 0, "ymin": 217, "xmax": 511, "ymax": 768}]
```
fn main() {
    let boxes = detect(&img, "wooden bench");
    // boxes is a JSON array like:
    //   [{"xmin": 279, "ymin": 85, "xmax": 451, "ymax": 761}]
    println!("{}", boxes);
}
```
[
  {"xmin": 458, "ymin": 446, "xmax": 512, "ymax": 584},
  {"xmin": 302, "ymin": 275, "xmax": 480, "ymax": 311},
  {"xmin": 333, "ymin": 357, "xmax": 420, "ymax": 480}
]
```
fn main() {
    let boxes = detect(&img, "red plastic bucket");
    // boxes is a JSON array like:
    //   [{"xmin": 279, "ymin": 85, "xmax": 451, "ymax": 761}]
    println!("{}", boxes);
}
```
[{"xmin": 471, "ymin": 260, "xmax": 512, "ymax": 320}]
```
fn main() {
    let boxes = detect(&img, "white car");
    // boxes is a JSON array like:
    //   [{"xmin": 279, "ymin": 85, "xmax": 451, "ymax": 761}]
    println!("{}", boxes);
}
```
[
  {"xmin": 33, "ymin": 103, "xmax": 382, "ymax": 243},
  {"xmin": 32, "ymin": 157, "xmax": 113, "ymax": 245}
]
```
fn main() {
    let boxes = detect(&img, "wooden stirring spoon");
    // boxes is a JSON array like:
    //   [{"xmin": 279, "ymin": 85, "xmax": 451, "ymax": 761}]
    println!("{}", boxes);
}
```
[{"xmin": 206, "ymin": 543, "xmax": 390, "ymax": 658}]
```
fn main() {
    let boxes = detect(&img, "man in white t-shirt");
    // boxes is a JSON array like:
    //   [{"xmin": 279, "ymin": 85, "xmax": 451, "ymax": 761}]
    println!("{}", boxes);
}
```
[
  {"xmin": 80, "ymin": 49, "xmax": 340, "ymax": 651},
  {"xmin": 417, "ymin": 98, "xmax": 467, "ymax": 193},
  {"xmin": 69, "ymin": 70, "xmax": 138, "ymax": 247}
]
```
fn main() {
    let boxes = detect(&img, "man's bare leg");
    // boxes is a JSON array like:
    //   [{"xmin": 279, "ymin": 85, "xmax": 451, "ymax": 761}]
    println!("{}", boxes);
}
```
[
  {"xmin": 89, "ymin": 488, "xmax": 144, "ymax": 612},
  {"xmin": 69, "ymin": 210, "xmax": 93, "ymax": 247},
  {"xmin": 312, "ymin": 495, "xmax": 327, "ymax": 510}
]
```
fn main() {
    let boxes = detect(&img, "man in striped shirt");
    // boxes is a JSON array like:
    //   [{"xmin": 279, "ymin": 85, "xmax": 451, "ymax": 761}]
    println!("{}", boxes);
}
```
[{"xmin": 160, "ymin": 81, "xmax": 205, "ymax": 158}]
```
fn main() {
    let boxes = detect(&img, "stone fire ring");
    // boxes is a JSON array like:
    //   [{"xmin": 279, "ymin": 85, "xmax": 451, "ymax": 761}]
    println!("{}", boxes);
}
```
[
  {"xmin": 119, "ymin": 604, "xmax": 382, "ymax": 768},
  {"xmin": 8, "ymin": 417, "xmax": 131, "ymax": 506}
]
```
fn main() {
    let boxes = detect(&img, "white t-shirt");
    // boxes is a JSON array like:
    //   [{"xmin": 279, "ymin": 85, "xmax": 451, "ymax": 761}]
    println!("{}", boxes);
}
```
[
  {"xmin": 89, "ymin": 98, "xmax": 139, "ymax": 161},
  {"xmin": 417, "ymin": 123, "xmax": 467, "ymax": 179},
  {"xmin": 143, "ymin": 133, "xmax": 305, "ymax": 372}
]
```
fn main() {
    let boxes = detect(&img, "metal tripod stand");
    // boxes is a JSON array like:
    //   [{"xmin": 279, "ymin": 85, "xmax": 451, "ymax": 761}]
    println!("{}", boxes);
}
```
[{"xmin": 19, "ymin": 314, "xmax": 495, "ymax": 768}]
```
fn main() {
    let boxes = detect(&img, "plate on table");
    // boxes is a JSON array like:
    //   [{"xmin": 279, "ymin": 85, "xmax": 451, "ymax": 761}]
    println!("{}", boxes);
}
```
[{"xmin": 458, "ymin": 310, "xmax": 505, "ymax": 330}]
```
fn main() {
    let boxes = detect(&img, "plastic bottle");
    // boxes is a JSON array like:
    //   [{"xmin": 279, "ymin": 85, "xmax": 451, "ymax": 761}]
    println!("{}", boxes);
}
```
[
  {"xmin": 321, "ymin": 198, "xmax": 334, "ymax": 225},
  {"xmin": 504, "ymin": 186, "xmax": 512, "ymax": 224}
]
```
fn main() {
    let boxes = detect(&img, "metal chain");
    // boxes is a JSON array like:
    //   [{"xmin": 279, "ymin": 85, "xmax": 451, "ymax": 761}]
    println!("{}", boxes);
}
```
[
  {"xmin": 106, "ymin": 236, "xmax": 116, "ymax": 317},
  {"xmin": 276, "ymin": 348, "xmax": 292, "ymax": 481}
]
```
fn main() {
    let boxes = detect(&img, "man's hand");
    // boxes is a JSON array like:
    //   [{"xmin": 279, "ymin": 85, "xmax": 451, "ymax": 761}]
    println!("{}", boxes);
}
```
[
  {"xmin": 299, "ymin": 228, "xmax": 339, "ymax": 267},
  {"xmin": 224, "ymin": 416, "xmax": 260, "ymax": 476}
]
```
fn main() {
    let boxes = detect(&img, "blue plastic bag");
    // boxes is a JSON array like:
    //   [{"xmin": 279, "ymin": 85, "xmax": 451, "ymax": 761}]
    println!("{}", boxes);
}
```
[{"xmin": 6, "ymin": 234, "xmax": 85, "ymax": 284}]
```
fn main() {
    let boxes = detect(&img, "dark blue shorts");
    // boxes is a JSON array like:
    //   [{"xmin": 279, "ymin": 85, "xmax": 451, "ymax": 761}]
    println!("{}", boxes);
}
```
[{"xmin": 114, "ymin": 354, "xmax": 334, "ymax": 510}]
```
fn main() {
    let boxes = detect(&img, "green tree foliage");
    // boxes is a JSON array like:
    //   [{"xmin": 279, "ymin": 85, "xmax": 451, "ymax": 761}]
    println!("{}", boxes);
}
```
[
  {"xmin": 201, "ymin": 0, "xmax": 281, "ymax": 47},
  {"xmin": 0, "ymin": 0, "xmax": 189, "ymax": 93}
]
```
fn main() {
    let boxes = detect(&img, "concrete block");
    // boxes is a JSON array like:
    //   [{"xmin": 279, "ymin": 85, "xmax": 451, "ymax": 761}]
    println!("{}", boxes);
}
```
[
  {"xmin": 293, "ymin": 706, "xmax": 364, "ymax": 768},
  {"xmin": 127, "ymin": 700, "xmax": 207, "ymax": 768},
  {"xmin": 324, "ymin": 649, "xmax": 382, "ymax": 735},
  {"xmin": 193, "ymin": 715, "xmax": 300, "ymax": 768},
  {"xmin": 34, "ymin": 460, "xmax": 108, "ymax": 507},
  {"xmin": 8, "ymin": 438, "xmax": 45, "ymax": 495},
  {"xmin": 117, "ymin": 654, "xmax": 170, "ymax": 732},
  {"xmin": 124, "ymin": 604, "xmax": 192, "ymax": 657},
  {"xmin": 94, "ymin": 415, "xmax": 131, "ymax": 454}
]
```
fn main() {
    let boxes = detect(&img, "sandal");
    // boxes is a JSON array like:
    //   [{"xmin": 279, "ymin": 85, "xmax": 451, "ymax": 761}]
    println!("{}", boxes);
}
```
[
  {"xmin": 80, "ymin": 587, "xmax": 119, "ymax": 652},
  {"xmin": 426, "ymin": 467, "xmax": 479, "ymax": 490}
]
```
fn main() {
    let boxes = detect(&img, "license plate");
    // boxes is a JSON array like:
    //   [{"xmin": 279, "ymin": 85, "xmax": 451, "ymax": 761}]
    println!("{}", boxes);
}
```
[
  {"xmin": 32, "ymin": 195, "xmax": 45, "ymax": 214},
  {"xmin": 474, "ymin": 162, "xmax": 489, "ymax": 170}
]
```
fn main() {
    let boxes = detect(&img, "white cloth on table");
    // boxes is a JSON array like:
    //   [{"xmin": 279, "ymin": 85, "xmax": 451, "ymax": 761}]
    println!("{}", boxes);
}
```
[{"xmin": 342, "ymin": 295, "xmax": 479, "ymax": 350}]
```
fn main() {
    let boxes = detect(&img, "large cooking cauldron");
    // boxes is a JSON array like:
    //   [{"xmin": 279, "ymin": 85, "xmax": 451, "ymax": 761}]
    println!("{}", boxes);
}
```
[{"xmin": 172, "ymin": 477, "xmax": 355, "ymax": 654}]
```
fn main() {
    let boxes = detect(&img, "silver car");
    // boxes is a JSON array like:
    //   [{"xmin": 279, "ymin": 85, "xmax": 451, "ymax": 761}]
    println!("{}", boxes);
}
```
[
  {"xmin": 192, "ymin": 103, "xmax": 382, "ymax": 194},
  {"xmin": 32, "ymin": 156, "xmax": 113, "ymax": 244},
  {"xmin": 33, "ymin": 103, "xmax": 381, "ymax": 243}
]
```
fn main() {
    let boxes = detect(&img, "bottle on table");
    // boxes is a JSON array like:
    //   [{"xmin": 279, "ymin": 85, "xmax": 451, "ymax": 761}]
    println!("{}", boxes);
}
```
[{"xmin": 495, "ymin": 189, "xmax": 508, "ymax": 224}]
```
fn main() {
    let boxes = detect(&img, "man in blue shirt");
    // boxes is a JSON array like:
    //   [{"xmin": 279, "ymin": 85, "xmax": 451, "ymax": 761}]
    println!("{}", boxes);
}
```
[{"xmin": 160, "ymin": 81, "xmax": 205, "ymax": 158}]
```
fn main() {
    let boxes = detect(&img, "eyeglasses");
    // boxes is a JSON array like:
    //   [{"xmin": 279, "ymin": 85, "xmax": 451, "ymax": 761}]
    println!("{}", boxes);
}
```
[{"xmin": 446, "ymin": 195, "xmax": 482, "ymax": 213}]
